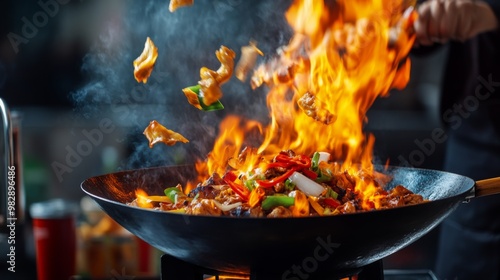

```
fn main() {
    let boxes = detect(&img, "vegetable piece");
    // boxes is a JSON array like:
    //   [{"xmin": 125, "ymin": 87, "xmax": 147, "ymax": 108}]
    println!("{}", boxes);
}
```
[
  {"xmin": 288, "ymin": 171, "xmax": 325, "ymax": 197},
  {"xmin": 308, "ymin": 197, "xmax": 324, "ymax": 216},
  {"xmin": 324, "ymin": 198, "xmax": 341, "ymax": 208},
  {"xmin": 144, "ymin": 195, "xmax": 172, "ymax": 203},
  {"xmin": 223, "ymin": 172, "xmax": 250, "ymax": 201},
  {"xmin": 182, "ymin": 85, "xmax": 224, "ymax": 111},
  {"xmin": 274, "ymin": 154, "xmax": 311, "ymax": 169},
  {"xmin": 326, "ymin": 188, "xmax": 339, "ymax": 199},
  {"xmin": 302, "ymin": 169, "xmax": 318, "ymax": 180},
  {"xmin": 261, "ymin": 195, "xmax": 295, "ymax": 211},
  {"xmin": 164, "ymin": 186, "xmax": 184, "ymax": 203},
  {"xmin": 311, "ymin": 152, "xmax": 320, "ymax": 171},
  {"xmin": 284, "ymin": 178, "xmax": 296, "ymax": 191},
  {"xmin": 143, "ymin": 120, "xmax": 189, "ymax": 147},
  {"xmin": 317, "ymin": 152, "xmax": 331, "ymax": 163},
  {"xmin": 248, "ymin": 187, "xmax": 266, "ymax": 208},
  {"xmin": 212, "ymin": 200, "xmax": 243, "ymax": 212},
  {"xmin": 257, "ymin": 168, "xmax": 297, "ymax": 188}
]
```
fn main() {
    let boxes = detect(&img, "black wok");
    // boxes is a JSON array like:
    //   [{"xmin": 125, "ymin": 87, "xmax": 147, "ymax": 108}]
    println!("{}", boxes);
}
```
[{"xmin": 81, "ymin": 165, "xmax": 500, "ymax": 278}]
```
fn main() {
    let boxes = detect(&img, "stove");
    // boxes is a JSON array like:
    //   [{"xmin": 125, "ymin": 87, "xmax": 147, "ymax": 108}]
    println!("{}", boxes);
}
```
[{"xmin": 159, "ymin": 254, "xmax": 438, "ymax": 280}]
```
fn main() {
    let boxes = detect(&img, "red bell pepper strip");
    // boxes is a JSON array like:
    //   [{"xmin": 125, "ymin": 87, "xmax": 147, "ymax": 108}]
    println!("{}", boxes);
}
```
[
  {"xmin": 274, "ymin": 154, "xmax": 311, "ymax": 169},
  {"xmin": 324, "ymin": 198, "xmax": 341, "ymax": 208},
  {"xmin": 266, "ymin": 161, "xmax": 293, "ymax": 169},
  {"xmin": 302, "ymin": 169, "xmax": 318, "ymax": 180},
  {"xmin": 257, "ymin": 168, "xmax": 297, "ymax": 188},
  {"xmin": 223, "ymin": 172, "xmax": 249, "ymax": 201}
]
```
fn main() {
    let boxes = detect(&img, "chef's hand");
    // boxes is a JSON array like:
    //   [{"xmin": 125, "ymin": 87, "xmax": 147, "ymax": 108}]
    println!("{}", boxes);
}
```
[{"xmin": 413, "ymin": 0, "xmax": 498, "ymax": 46}]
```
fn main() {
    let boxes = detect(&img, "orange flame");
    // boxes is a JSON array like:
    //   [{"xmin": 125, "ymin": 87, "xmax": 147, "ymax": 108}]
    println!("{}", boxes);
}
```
[
  {"xmin": 135, "ymin": 189, "xmax": 154, "ymax": 208},
  {"xmin": 193, "ymin": 0, "xmax": 416, "ymax": 209}
]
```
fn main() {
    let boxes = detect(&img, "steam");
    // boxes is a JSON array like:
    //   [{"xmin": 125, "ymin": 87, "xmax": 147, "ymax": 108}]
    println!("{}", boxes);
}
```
[{"xmin": 71, "ymin": 0, "xmax": 293, "ymax": 170}]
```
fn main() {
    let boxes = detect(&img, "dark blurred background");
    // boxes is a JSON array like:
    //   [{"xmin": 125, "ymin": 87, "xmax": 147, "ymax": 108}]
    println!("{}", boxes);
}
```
[{"xmin": 0, "ymin": 0, "xmax": 449, "ymax": 278}]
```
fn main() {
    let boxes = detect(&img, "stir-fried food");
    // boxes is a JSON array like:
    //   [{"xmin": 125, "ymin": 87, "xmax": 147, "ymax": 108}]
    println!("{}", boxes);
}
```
[
  {"xmin": 129, "ymin": 150, "xmax": 425, "ymax": 217},
  {"xmin": 198, "ymin": 46, "xmax": 236, "ymax": 105},
  {"xmin": 182, "ymin": 45, "xmax": 235, "ymax": 110},
  {"xmin": 235, "ymin": 41, "xmax": 263, "ymax": 82},
  {"xmin": 133, "ymin": 37, "xmax": 159, "ymax": 83},
  {"xmin": 168, "ymin": 0, "xmax": 194, "ymax": 13},
  {"xmin": 143, "ymin": 120, "xmax": 189, "ymax": 148}
]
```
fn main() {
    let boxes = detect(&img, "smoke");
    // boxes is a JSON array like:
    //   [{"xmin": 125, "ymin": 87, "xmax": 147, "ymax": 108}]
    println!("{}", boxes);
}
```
[{"xmin": 71, "ymin": 0, "xmax": 293, "ymax": 170}]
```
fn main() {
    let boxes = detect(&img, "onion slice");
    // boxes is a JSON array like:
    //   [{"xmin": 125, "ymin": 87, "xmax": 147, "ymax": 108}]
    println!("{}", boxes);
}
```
[
  {"xmin": 212, "ymin": 200, "xmax": 242, "ymax": 212},
  {"xmin": 289, "ymin": 172, "xmax": 325, "ymax": 197},
  {"xmin": 318, "ymin": 152, "xmax": 331, "ymax": 163}
]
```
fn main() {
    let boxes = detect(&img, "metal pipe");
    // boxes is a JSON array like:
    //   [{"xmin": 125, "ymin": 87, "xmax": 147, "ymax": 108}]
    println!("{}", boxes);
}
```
[{"xmin": 0, "ymin": 98, "xmax": 13, "ymax": 229}]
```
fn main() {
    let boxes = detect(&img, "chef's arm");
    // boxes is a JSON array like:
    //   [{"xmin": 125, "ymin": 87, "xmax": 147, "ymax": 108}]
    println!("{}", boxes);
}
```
[{"xmin": 413, "ymin": 0, "xmax": 499, "ymax": 46}]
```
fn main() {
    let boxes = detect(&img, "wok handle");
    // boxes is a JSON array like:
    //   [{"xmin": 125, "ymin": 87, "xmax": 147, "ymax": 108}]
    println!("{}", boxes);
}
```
[{"xmin": 474, "ymin": 177, "xmax": 500, "ymax": 198}]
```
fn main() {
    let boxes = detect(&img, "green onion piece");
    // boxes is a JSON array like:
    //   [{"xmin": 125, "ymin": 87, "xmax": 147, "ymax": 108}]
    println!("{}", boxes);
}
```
[
  {"xmin": 187, "ymin": 85, "xmax": 224, "ymax": 111},
  {"xmin": 326, "ymin": 188, "xmax": 339, "ymax": 199},
  {"xmin": 311, "ymin": 152, "xmax": 320, "ymax": 172},
  {"xmin": 315, "ymin": 170, "xmax": 332, "ymax": 183},
  {"xmin": 261, "ymin": 196, "xmax": 295, "ymax": 211},
  {"xmin": 244, "ymin": 179, "xmax": 256, "ymax": 191},
  {"xmin": 285, "ymin": 178, "xmax": 296, "ymax": 191},
  {"xmin": 164, "ymin": 187, "xmax": 183, "ymax": 203}
]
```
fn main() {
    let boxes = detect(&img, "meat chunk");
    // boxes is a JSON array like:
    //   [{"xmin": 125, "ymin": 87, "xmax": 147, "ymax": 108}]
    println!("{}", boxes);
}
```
[
  {"xmin": 143, "ymin": 120, "xmax": 189, "ymax": 147},
  {"xmin": 186, "ymin": 199, "xmax": 222, "ymax": 216},
  {"xmin": 188, "ymin": 186, "xmax": 220, "ymax": 199},
  {"xmin": 267, "ymin": 206, "xmax": 292, "ymax": 218},
  {"xmin": 199, "ymin": 46, "xmax": 236, "ymax": 105},
  {"xmin": 169, "ymin": 0, "xmax": 194, "ymax": 12},
  {"xmin": 133, "ymin": 37, "xmax": 158, "ymax": 83},
  {"xmin": 297, "ymin": 92, "xmax": 336, "ymax": 125}
]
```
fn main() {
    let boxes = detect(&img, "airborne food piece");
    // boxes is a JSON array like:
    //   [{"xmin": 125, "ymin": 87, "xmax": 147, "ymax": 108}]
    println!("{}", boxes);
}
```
[
  {"xmin": 129, "ymin": 150, "xmax": 426, "ymax": 217},
  {"xmin": 169, "ymin": 0, "xmax": 194, "ymax": 12},
  {"xmin": 182, "ymin": 85, "xmax": 224, "ymax": 111},
  {"xmin": 198, "ymin": 46, "xmax": 236, "ymax": 106},
  {"xmin": 182, "ymin": 46, "xmax": 235, "ymax": 110},
  {"xmin": 297, "ymin": 92, "xmax": 336, "ymax": 125},
  {"xmin": 143, "ymin": 120, "xmax": 189, "ymax": 148},
  {"xmin": 235, "ymin": 41, "xmax": 263, "ymax": 82},
  {"xmin": 133, "ymin": 37, "xmax": 158, "ymax": 83}
]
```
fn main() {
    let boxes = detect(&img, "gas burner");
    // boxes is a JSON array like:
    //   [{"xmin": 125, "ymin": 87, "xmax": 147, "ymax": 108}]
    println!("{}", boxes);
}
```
[{"xmin": 159, "ymin": 254, "xmax": 383, "ymax": 280}]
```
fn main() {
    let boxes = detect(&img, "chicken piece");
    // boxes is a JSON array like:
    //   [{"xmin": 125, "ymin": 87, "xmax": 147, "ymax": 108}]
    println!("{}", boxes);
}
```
[
  {"xmin": 297, "ymin": 92, "xmax": 336, "ymax": 125},
  {"xmin": 199, "ymin": 46, "xmax": 236, "ymax": 105},
  {"xmin": 143, "ymin": 120, "xmax": 189, "ymax": 148},
  {"xmin": 187, "ymin": 199, "xmax": 222, "ymax": 216},
  {"xmin": 235, "ymin": 41, "xmax": 263, "ymax": 82},
  {"xmin": 169, "ymin": 0, "xmax": 194, "ymax": 12},
  {"xmin": 182, "ymin": 87, "xmax": 203, "ymax": 110},
  {"xmin": 133, "ymin": 37, "xmax": 158, "ymax": 83},
  {"xmin": 267, "ymin": 206, "xmax": 292, "ymax": 218}
]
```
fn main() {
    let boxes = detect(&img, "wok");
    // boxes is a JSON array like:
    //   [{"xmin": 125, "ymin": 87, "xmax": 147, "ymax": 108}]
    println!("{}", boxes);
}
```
[{"xmin": 81, "ymin": 165, "xmax": 500, "ymax": 278}]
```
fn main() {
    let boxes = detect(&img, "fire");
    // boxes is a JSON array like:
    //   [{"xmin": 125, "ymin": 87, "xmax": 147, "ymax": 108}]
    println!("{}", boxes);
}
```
[
  {"xmin": 193, "ymin": 0, "xmax": 416, "ymax": 209},
  {"xmin": 135, "ymin": 189, "xmax": 153, "ymax": 208}
]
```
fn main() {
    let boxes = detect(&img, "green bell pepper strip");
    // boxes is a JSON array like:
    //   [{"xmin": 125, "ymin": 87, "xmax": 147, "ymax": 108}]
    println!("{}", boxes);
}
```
[
  {"xmin": 164, "ymin": 187, "xmax": 184, "ymax": 203},
  {"xmin": 261, "ymin": 195, "xmax": 295, "ymax": 211},
  {"xmin": 186, "ymin": 85, "xmax": 224, "ymax": 111}
]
